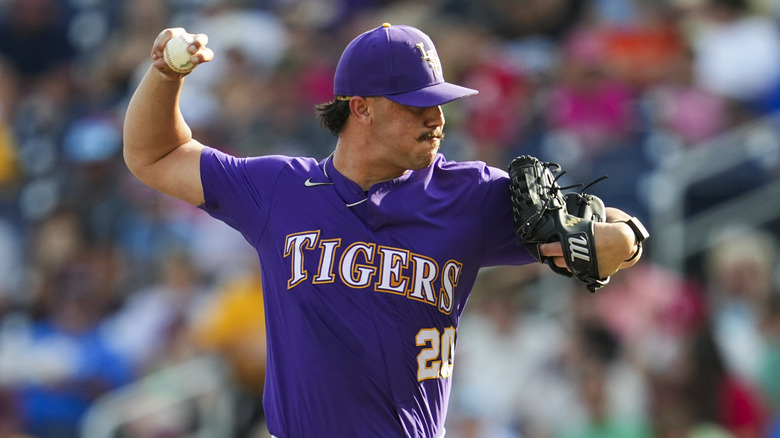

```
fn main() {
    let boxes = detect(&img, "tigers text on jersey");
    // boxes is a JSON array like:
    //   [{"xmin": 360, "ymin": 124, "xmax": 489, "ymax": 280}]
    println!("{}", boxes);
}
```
[{"xmin": 198, "ymin": 147, "xmax": 533, "ymax": 438}]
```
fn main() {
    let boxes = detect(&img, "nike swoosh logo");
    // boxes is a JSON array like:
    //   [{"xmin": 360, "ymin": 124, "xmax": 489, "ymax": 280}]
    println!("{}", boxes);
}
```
[{"xmin": 304, "ymin": 178, "xmax": 334, "ymax": 187}]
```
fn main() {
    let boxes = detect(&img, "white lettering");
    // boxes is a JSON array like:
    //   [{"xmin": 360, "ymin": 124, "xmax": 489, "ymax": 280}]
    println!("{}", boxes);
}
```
[
  {"xmin": 340, "ymin": 243, "xmax": 376, "ymax": 288},
  {"xmin": 408, "ymin": 255, "xmax": 438, "ymax": 304},
  {"xmin": 376, "ymin": 247, "xmax": 409, "ymax": 294},
  {"xmin": 283, "ymin": 231, "xmax": 464, "ymax": 315},
  {"xmin": 284, "ymin": 231, "xmax": 319, "ymax": 288},
  {"xmin": 439, "ymin": 260, "xmax": 462, "ymax": 314},
  {"xmin": 313, "ymin": 239, "xmax": 341, "ymax": 284}
]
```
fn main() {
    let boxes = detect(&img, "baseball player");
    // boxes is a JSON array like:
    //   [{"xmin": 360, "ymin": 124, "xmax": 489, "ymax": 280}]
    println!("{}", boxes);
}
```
[{"xmin": 123, "ymin": 23, "xmax": 643, "ymax": 438}]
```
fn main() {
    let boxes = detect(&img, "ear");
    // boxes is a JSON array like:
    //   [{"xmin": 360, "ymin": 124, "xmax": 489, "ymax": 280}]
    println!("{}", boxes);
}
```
[{"xmin": 348, "ymin": 97, "xmax": 372, "ymax": 124}]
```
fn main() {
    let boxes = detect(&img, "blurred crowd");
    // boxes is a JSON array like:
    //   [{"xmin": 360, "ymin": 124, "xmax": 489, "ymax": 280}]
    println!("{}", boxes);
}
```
[{"xmin": 0, "ymin": 0, "xmax": 779, "ymax": 437}]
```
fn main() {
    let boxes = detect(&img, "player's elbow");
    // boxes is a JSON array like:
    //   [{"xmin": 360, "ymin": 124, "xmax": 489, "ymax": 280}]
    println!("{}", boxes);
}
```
[{"xmin": 122, "ymin": 140, "xmax": 151, "ymax": 183}]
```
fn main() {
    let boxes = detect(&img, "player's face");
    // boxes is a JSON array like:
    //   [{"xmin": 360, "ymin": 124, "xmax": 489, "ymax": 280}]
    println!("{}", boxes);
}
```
[{"xmin": 370, "ymin": 98, "xmax": 445, "ymax": 171}]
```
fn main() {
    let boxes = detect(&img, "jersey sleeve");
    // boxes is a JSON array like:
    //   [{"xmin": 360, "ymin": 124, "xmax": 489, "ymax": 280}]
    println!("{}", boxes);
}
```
[
  {"xmin": 478, "ymin": 164, "xmax": 535, "ymax": 266},
  {"xmin": 198, "ymin": 147, "xmax": 287, "ymax": 246}
]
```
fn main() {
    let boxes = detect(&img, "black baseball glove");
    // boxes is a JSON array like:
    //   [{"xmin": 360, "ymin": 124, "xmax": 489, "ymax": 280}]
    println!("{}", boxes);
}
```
[{"xmin": 508, "ymin": 155, "xmax": 610, "ymax": 292}]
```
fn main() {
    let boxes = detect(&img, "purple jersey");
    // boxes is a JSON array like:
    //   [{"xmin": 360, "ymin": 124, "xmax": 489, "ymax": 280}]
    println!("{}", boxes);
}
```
[{"xmin": 199, "ymin": 147, "xmax": 534, "ymax": 437}]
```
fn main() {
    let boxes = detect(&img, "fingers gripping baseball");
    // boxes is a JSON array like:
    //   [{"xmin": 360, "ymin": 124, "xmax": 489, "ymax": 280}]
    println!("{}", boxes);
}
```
[{"xmin": 151, "ymin": 28, "xmax": 213, "ymax": 79}]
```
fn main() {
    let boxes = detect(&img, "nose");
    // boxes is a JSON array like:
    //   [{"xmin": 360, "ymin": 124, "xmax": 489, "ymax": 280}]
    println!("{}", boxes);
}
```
[{"xmin": 424, "ymin": 105, "xmax": 445, "ymax": 128}]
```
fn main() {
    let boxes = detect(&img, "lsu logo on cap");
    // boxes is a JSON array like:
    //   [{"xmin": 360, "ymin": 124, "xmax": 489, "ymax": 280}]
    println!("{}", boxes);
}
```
[{"xmin": 416, "ymin": 43, "xmax": 442, "ymax": 78}]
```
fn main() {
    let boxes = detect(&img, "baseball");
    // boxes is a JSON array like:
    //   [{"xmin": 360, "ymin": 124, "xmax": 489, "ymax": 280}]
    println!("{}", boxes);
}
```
[{"xmin": 163, "ymin": 33, "xmax": 195, "ymax": 73}]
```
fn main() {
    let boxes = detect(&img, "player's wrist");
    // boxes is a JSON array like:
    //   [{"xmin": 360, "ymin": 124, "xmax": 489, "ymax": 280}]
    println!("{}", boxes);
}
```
[
  {"xmin": 152, "ymin": 63, "xmax": 188, "ymax": 82},
  {"xmin": 622, "ymin": 217, "xmax": 649, "ymax": 262}
]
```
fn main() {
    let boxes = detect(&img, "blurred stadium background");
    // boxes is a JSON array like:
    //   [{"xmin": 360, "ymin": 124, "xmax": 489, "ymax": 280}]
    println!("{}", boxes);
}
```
[{"xmin": 1, "ymin": 0, "xmax": 780, "ymax": 437}]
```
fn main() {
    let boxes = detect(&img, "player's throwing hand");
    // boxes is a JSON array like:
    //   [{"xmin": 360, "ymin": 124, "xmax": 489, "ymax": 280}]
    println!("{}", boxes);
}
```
[{"xmin": 151, "ymin": 28, "xmax": 213, "ymax": 80}]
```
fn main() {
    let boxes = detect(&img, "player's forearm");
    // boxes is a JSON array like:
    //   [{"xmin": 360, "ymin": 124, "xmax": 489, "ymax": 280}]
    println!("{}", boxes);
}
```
[{"xmin": 123, "ymin": 66, "xmax": 193, "ymax": 177}]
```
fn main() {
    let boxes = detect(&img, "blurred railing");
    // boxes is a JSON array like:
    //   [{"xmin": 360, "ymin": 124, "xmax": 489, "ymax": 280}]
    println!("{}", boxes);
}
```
[
  {"xmin": 648, "ymin": 111, "xmax": 780, "ymax": 275},
  {"xmin": 81, "ymin": 355, "xmax": 235, "ymax": 438}
]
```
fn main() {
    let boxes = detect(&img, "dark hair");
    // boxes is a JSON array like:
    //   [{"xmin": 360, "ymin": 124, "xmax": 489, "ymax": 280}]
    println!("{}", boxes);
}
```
[{"xmin": 314, "ymin": 99, "xmax": 351, "ymax": 136}]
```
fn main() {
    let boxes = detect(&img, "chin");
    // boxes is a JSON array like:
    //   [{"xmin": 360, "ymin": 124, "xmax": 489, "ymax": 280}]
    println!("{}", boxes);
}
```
[
  {"xmin": 407, "ymin": 141, "xmax": 439, "ymax": 170},
  {"xmin": 418, "ymin": 150, "xmax": 438, "ymax": 169}
]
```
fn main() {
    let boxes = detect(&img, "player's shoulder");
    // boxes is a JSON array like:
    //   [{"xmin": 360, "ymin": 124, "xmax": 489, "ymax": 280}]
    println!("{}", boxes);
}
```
[
  {"xmin": 430, "ymin": 154, "xmax": 508, "ymax": 183},
  {"xmin": 202, "ymin": 146, "xmax": 322, "ymax": 173}
]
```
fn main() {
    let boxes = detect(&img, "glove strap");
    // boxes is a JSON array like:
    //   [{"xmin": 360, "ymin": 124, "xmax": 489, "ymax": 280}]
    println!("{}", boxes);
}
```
[
  {"xmin": 625, "ymin": 243, "xmax": 642, "ymax": 262},
  {"xmin": 623, "ymin": 217, "xmax": 649, "ymax": 262}
]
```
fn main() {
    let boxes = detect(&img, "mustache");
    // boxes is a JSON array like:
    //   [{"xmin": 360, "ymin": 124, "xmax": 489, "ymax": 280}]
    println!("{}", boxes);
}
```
[{"xmin": 419, "ymin": 129, "xmax": 445, "ymax": 142}]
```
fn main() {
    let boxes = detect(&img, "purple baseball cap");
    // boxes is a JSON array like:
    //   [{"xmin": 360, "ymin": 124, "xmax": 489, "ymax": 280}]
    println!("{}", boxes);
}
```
[{"xmin": 334, "ymin": 23, "xmax": 478, "ymax": 107}]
